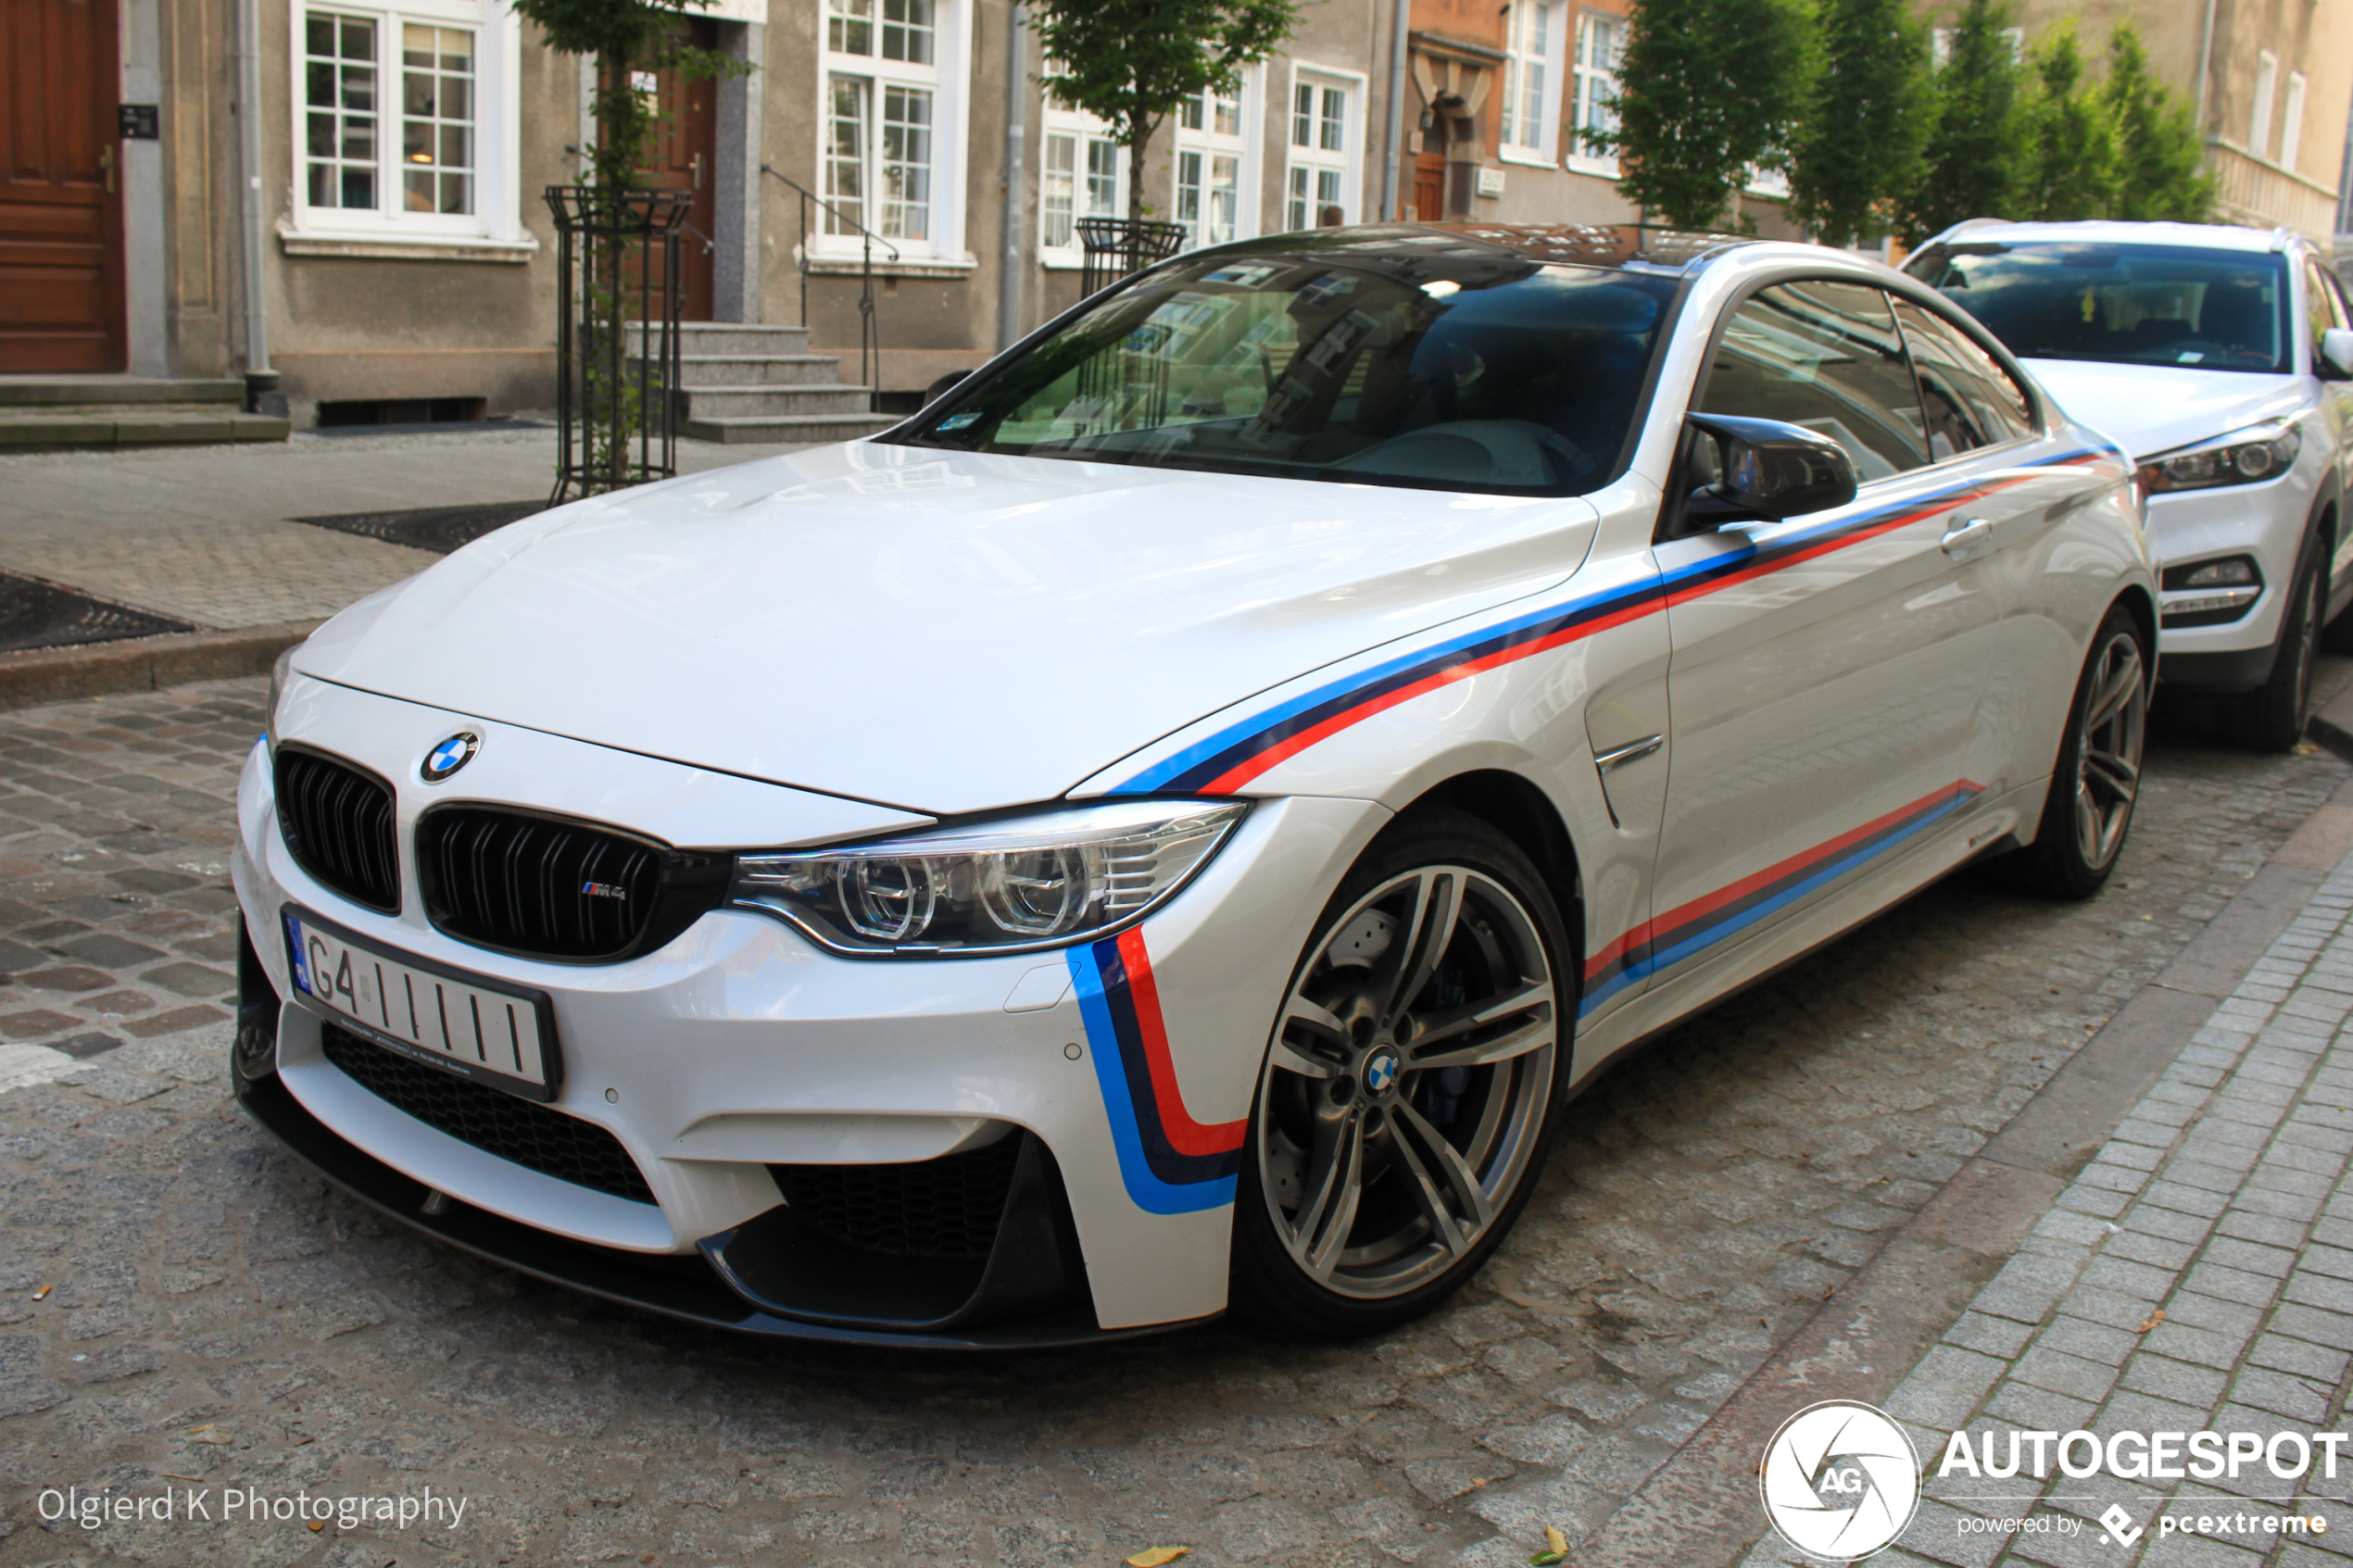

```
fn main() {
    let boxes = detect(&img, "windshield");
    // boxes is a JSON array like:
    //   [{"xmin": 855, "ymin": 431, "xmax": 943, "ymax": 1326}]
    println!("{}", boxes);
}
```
[
  {"xmin": 894, "ymin": 242, "xmax": 1680, "ymax": 495},
  {"xmin": 1906, "ymin": 241, "xmax": 2291, "ymax": 374}
]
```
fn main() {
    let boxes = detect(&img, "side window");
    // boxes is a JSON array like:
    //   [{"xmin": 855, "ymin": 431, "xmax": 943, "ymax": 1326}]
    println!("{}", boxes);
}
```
[
  {"xmin": 1698, "ymin": 280, "xmax": 1929, "ymax": 482},
  {"xmin": 2303, "ymin": 257, "xmax": 2348, "ymax": 364},
  {"xmin": 1891, "ymin": 297, "xmax": 2035, "ymax": 458}
]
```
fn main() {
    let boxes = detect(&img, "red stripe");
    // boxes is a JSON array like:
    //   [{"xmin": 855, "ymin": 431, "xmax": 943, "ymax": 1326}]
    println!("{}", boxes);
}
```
[
  {"xmin": 1116, "ymin": 928, "xmax": 1246, "ymax": 1157},
  {"xmin": 1582, "ymin": 779, "xmax": 1981, "ymax": 977}
]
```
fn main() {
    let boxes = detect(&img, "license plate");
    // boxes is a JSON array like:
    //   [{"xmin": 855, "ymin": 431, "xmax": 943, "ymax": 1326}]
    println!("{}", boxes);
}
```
[{"xmin": 283, "ymin": 905, "xmax": 561, "ymax": 1103}]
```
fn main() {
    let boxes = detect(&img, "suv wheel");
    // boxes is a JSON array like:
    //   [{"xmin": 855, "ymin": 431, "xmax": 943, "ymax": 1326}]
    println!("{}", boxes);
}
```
[{"xmin": 2231, "ymin": 549, "xmax": 2322, "ymax": 753}]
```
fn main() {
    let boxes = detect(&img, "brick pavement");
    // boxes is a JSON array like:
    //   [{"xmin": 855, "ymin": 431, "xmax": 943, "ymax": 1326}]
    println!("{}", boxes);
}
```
[
  {"xmin": 0, "ymin": 673, "xmax": 2347, "ymax": 1568},
  {"xmin": 1737, "ymin": 858, "xmax": 2353, "ymax": 1568},
  {"xmin": 0, "ymin": 431, "xmax": 813, "ymax": 632}
]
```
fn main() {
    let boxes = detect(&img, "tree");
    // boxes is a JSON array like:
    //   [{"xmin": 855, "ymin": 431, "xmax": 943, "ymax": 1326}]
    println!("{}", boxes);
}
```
[
  {"xmin": 1785, "ymin": 0, "xmax": 1932, "ymax": 247},
  {"xmin": 2103, "ymin": 21, "xmax": 2214, "ymax": 221},
  {"xmin": 508, "ymin": 0, "xmax": 736, "ymax": 196},
  {"xmin": 1598, "ymin": 0, "xmax": 1818, "ymax": 229},
  {"xmin": 1901, "ymin": 0, "xmax": 2022, "ymax": 240},
  {"xmin": 2015, "ymin": 21, "xmax": 2118, "ymax": 220},
  {"xmin": 1030, "ymin": 0, "xmax": 1299, "ymax": 224}
]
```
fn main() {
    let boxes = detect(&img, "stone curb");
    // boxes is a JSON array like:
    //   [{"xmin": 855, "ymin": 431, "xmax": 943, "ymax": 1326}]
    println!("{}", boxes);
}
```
[
  {"xmin": 0, "ymin": 620, "xmax": 320, "ymax": 713},
  {"xmin": 1575, "ymin": 740, "xmax": 2353, "ymax": 1568}
]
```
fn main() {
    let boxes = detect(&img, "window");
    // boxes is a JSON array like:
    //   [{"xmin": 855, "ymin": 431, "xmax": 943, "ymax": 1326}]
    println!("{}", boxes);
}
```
[
  {"xmin": 1499, "ymin": 0, "xmax": 1564, "ymax": 162},
  {"xmin": 2251, "ymin": 50, "xmax": 2278, "ymax": 159},
  {"xmin": 1286, "ymin": 71, "xmax": 1359, "ymax": 230},
  {"xmin": 1889, "ymin": 297, "xmax": 2035, "ymax": 459},
  {"xmin": 1172, "ymin": 70, "xmax": 1253, "ymax": 249},
  {"xmin": 1700, "ymin": 281, "xmax": 1929, "ymax": 482},
  {"xmin": 2302, "ymin": 257, "xmax": 2347, "ymax": 366},
  {"xmin": 2281, "ymin": 71, "xmax": 2308, "ymax": 169},
  {"xmin": 291, "ymin": 0, "xmax": 519, "ymax": 243},
  {"xmin": 1568, "ymin": 10, "xmax": 1620, "ymax": 172},
  {"xmin": 823, "ymin": 0, "xmax": 964, "ymax": 256},
  {"xmin": 1039, "ymin": 59, "xmax": 1125, "ymax": 263}
]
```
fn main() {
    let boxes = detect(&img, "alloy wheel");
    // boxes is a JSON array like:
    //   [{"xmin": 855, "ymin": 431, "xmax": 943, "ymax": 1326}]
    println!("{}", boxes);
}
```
[
  {"xmin": 2072, "ymin": 628, "xmax": 2148, "ymax": 872},
  {"xmin": 1254, "ymin": 865, "xmax": 1556, "ymax": 1299}
]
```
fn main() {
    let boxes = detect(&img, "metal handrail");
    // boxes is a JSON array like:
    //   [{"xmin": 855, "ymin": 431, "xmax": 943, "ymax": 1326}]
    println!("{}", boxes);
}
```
[{"xmin": 761, "ymin": 163, "xmax": 899, "ymax": 407}]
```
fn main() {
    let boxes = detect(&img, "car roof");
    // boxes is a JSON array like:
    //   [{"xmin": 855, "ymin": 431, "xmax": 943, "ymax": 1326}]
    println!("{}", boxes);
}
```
[
  {"xmin": 1925, "ymin": 219, "xmax": 2296, "ymax": 254},
  {"xmin": 1203, "ymin": 222, "xmax": 1768, "ymax": 277}
]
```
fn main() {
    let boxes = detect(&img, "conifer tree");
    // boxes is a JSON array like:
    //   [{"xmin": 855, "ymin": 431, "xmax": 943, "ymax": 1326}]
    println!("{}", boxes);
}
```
[
  {"xmin": 1902, "ymin": 0, "xmax": 2024, "ymax": 241},
  {"xmin": 1601, "ymin": 0, "xmax": 1816, "ymax": 229},
  {"xmin": 1786, "ymin": 0, "xmax": 1932, "ymax": 246},
  {"xmin": 2103, "ymin": 21, "xmax": 2214, "ymax": 221},
  {"xmin": 2015, "ymin": 22, "xmax": 2118, "ymax": 220}
]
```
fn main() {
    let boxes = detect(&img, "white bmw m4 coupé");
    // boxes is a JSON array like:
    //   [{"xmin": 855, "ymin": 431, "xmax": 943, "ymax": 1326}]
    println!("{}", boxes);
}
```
[{"xmin": 233, "ymin": 225, "xmax": 2155, "ymax": 1345}]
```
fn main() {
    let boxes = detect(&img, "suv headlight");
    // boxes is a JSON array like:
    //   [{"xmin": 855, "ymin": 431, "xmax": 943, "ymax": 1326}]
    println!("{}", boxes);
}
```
[
  {"xmin": 728, "ymin": 799, "xmax": 1248, "ymax": 956},
  {"xmin": 2137, "ymin": 420, "xmax": 2302, "ymax": 494}
]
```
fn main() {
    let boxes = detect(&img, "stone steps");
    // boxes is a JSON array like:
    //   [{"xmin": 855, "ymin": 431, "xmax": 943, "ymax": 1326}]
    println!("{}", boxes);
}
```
[
  {"xmin": 682, "ymin": 410, "xmax": 905, "ymax": 445},
  {"xmin": 633, "ymin": 320, "xmax": 896, "ymax": 445},
  {"xmin": 675, "ymin": 354, "xmax": 845, "ymax": 387},
  {"xmin": 0, "ymin": 376, "xmax": 288, "ymax": 450},
  {"xmin": 677, "ymin": 383, "xmax": 877, "ymax": 420}
]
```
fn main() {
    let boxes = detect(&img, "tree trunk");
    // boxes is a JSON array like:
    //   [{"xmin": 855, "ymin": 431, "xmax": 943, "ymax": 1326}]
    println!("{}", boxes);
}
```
[{"xmin": 1126, "ymin": 112, "xmax": 1157, "ymax": 224}]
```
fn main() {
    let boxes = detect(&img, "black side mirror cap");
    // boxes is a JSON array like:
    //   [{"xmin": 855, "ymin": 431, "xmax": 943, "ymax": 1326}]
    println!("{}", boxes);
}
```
[{"xmin": 1683, "ymin": 412, "xmax": 1859, "ymax": 523}]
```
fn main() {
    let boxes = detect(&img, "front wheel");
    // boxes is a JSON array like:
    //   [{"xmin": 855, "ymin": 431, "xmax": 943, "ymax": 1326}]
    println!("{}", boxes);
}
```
[
  {"xmin": 1230, "ymin": 809, "xmax": 1566, "ymax": 1337},
  {"xmin": 2231, "ymin": 552, "xmax": 2322, "ymax": 753},
  {"xmin": 2013, "ymin": 604, "xmax": 2149, "ymax": 900}
]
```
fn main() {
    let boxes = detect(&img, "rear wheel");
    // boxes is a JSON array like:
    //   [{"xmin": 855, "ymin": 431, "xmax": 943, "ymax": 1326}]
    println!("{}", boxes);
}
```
[
  {"xmin": 2231, "ymin": 551, "xmax": 2322, "ymax": 752},
  {"xmin": 2014, "ymin": 604, "xmax": 2148, "ymax": 901},
  {"xmin": 1231, "ymin": 810, "xmax": 1565, "ymax": 1337}
]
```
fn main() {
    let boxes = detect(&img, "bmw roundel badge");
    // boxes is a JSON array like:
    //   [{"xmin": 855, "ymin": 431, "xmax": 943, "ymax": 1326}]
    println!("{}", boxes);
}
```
[{"xmin": 421, "ymin": 731, "xmax": 480, "ymax": 783}]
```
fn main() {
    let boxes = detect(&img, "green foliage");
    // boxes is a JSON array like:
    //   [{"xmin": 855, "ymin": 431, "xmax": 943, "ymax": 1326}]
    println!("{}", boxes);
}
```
[
  {"xmin": 1901, "ymin": 0, "xmax": 2022, "ymax": 242},
  {"xmin": 508, "ymin": 0, "xmax": 740, "ymax": 189},
  {"xmin": 1785, "ymin": 0, "xmax": 1932, "ymax": 247},
  {"xmin": 1029, "ymin": 0, "xmax": 1298, "ymax": 221},
  {"xmin": 2015, "ymin": 22, "xmax": 2117, "ymax": 220},
  {"xmin": 2104, "ymin": 22, "xmax": 2214, "ymax": 221},
  {"xmin": 1602, "ymin": 0, "xmax": 1816, "ymax": 230}
]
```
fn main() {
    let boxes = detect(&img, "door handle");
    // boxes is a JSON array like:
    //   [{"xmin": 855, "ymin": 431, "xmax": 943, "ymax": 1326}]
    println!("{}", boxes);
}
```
[
  {"xmin": 691, "ymin": 152, "xmax": 704, "ymax": 192},
  {"xmin": 99, "ymin": 143, "xmax": 116, "ymax": 194},
  {"xmin": 1941, "ymin": 516, "xmax": 1993, "ymax": 559}
]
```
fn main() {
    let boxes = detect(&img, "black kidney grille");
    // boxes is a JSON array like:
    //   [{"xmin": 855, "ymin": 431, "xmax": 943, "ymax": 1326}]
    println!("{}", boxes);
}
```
[
  {"xmin": 319, "ymin": 1022, "xmax": 655, "ymax": 1204},
  {"xmin": 275, "ymin": 747, "xmax": 399, "ymax": 913},
  {"xmin": 419, "ymin": 808, "xmax": 662, "ymax": 960},
  {"xmin": 770, "ymin": 1135, "xmax": 1025, "ymax": 1259}
]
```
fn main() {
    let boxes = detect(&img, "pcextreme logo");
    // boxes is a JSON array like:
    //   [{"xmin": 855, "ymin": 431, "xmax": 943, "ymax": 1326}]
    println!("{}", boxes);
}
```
[{"xmin": 1759, "ymin": 1400, "xmax": 1922, "ymax": 1562}]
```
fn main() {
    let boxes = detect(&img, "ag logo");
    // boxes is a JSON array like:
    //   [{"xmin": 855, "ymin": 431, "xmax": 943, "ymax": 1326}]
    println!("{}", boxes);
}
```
[
  {"xmin": 421, "ymin": 731, "xmax": 480, "ymax": 783},
  {"xmin": 1759, "ymin": 1400, "xmax": 1920, "ymax": 1561}
]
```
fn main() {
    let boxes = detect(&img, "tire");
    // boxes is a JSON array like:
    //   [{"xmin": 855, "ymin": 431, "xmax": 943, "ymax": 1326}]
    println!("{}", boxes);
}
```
[
  {"xmin": 2230, "ymin": 549, "xmax": 2323, "ymax": 752},
  {"xmin": 2012, "ymin": 604, "xmax": 2150, "ymax": 901},
  {"xmin": 1230, "ymin": 808, "xmax": 1567, "ymax": 1337}
]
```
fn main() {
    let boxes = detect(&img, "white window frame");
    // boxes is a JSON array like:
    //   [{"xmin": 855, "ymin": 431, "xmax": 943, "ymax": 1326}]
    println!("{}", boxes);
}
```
[
  {"xmin": 283, "ymin": 0, "xmax": 526, "ymax": 249},
  {"xmin": 814, "ymin": 0, "xmax": 973, "ymax": 263},
  {"xmin": 1566, "ymin": 6, "xmax": 1621, "ymax": 177},
  {"xmin": 1497, "ymin": 0, "xmax": 1567, "ymax": 168},
  {"xmin": 1038, "ymin": 64, "xmax": 1127, "ymax": 270},
  {"xmin": 2251, "ymin": 49, "xmax": 2278, "ymax": 160},
  {"xmin": 1169, "ymin": 63, "xmax": 1261, "ymax": 250},
  {"xmin": 2281, "ymin": 70, "xmax": 2308, "ymax": 170},
  {"xmin": 1283, "ymin": 62, "xmax": 1365, "ymax": 230}
]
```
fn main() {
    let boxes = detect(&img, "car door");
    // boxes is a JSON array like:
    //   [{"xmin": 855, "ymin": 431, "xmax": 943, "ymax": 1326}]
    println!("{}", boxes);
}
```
[
  {"xmin": 2302, "ymin": 257, "xmax": 2353, "ymax": 608},
  {"xmin": 1645, "ymin": 277, "xmax": 2003, "ymax": 992}
]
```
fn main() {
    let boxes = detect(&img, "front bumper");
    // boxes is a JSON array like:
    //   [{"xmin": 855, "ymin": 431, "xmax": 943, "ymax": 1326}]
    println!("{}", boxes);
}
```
[
  {"xmin": 234, "ymin": 683, "xmax": 1385, "ymax": 1341},
  {"xmin": 2145, "ymin": 470, "xmax": 2312, "ymax": 669}
]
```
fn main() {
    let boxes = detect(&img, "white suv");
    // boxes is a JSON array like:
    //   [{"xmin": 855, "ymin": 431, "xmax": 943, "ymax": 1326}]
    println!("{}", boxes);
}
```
[{"xmin": 1908, "ymin": 220, "xmax": 2353, "ymax": 749}]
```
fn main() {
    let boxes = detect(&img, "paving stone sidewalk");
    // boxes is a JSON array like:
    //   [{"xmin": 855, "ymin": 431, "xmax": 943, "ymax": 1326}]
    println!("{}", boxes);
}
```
[{"xmin": 1738, "ymin": 854, "xmax": 2353, "ymax": 1568}]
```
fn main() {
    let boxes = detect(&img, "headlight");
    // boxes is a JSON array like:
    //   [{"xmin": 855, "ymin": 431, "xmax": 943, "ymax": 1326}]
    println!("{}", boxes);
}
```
[
  {"xmin": 2136, "ymin": 420, "xmax": 2302, "ymax": 494},
  {"xmin": 728, "ymin": 799, "xmax": 1249, "ymax": 956},
  {"xmin": 265, "ymin": 644, "xmax": 298, "ymax": 749}
]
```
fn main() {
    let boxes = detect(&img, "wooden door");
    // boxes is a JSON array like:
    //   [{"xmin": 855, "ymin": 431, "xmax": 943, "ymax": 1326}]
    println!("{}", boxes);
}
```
[
  {"xmin": 0, "ymin": 0, "xmax": 126, "ymax": 371},
  {"xmin": 641, "ymin": 21, "xmax": 718, "ymax": 321},
  {"xmin": 1413, "ymin": 152, "xmax": 1445, "ymax": 223}
]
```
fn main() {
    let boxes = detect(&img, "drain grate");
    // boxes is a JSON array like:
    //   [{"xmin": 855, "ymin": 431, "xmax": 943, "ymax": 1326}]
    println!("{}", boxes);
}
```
[
  {"xmin": 293, "ymin": 500, "xmax": 547, "ymax": 555},
  {"xmin": 0, "ymin": 573, "xmax": 194, "ymax": 655}
]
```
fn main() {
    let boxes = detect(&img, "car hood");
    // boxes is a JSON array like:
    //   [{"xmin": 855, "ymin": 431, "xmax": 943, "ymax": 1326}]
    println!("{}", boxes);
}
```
[
  {"xmin": 2022, "ymin": 358, "xmax": 2308, "ymax": 460},
  {"xmin": 296, "ymin": 443, "xmax": 1601, "ymax": 816}
]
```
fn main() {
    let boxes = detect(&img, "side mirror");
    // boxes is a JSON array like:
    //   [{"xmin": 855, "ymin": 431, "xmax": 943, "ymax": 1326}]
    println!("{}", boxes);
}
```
[
  {"xmin": 2320, "ymin": 327, "xmax": 2353, "ymax": 381},
  {"xmin": 1682, "ymin": 412, "xmax": 1858, "ymax": 524},
  {"xmin": 923, "ymin": 370, "xmax": 973, "ymax": 408}
]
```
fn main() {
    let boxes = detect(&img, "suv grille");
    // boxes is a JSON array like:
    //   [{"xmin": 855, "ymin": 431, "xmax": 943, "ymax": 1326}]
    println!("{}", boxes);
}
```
[
  {"xmin": 275, "ymin": 747, "xmax": 400, "ymax": 913},
  {"xmin": 417, "ymin": 807, "xmax": 726, "ymax": 962},
  {"xmin": 770, "ymin": 1134, "xmax": 1025, "ymax": 1259},
  {"xmin": 319, "ymin": 1022, "xmax": 655, "ymax": 1204}
]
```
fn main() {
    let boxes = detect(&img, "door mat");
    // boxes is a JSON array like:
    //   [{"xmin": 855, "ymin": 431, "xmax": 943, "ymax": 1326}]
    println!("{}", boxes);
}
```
[
  {"xmin": 292, "ymin": 500, "xmax": 547, "ymax": 555},
  {"xmin": 0, "ymin": 574, "xmax": 195, "ymax": 655}
]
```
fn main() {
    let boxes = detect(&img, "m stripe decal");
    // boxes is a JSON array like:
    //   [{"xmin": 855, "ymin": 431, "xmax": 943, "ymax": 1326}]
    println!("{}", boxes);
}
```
[
  {"xmin": 1111, "ymin": 450, "xmax": 2104, "ymax": 797},
  {"xmin": 1067, "ymin": 929, "xmax": 1244, "ymax": 1214},
  {"xmin": 1580, "ymin": 780, "xmax": 1984, "ymax": 1015}
]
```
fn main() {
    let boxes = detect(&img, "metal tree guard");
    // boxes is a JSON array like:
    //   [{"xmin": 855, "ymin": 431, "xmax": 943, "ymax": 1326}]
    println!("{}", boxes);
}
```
[
  {"xmin": 547, "ymin": 185, "xmax": 693, "ymax": 505},
  {"xmin": 1076, "ymin": 218, "xmax": 1187, "ymax": 301}
]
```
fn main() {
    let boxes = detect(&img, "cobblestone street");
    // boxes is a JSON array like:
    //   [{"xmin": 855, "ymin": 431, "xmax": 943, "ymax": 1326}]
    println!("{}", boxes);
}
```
[{"xmin": 0, "ymin": 671, "xmax": 2347, "ymax": 1568}]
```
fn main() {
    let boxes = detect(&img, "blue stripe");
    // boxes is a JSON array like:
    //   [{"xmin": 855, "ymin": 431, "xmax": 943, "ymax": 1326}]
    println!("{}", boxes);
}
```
[{"xmin": 1066, "ymin": 946, "xmax": 1238, "ymax": 1215}]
